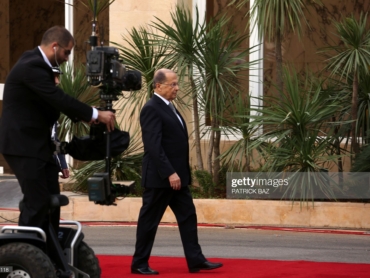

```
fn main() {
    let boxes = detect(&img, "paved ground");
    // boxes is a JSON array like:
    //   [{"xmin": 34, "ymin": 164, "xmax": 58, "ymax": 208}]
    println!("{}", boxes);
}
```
[
  {"xmin": 1, "ymin": 178, "xmax": 370, "ymax": 264},
  {"xmin": 80, "ymin": 225, "xmax": 370, "ymax": 263},
  {"xmin": 0, "ymin": 179, "xmax": 22, "ymax": 208}
]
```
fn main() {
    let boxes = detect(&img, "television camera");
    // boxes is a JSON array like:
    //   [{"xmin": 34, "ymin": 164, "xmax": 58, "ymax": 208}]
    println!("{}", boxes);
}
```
[
  {"xmin": 86, "ymin": 46, "xmax": 141, "ymax": 101},
  {"xmin": 83, "ymin": 14, "xmax": 142, "ymax": 206}
]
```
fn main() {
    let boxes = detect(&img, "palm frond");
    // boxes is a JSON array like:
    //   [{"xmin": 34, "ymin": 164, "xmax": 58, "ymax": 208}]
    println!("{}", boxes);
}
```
[
  {"xmin": 245, "ymin": 66, "xmax": 346, "ymax": 173},
  {"xmin": 229, "ymin": 0, "xmax": 316, "ymax": 41},
  {"xmin": 58, "ymin": 63, "xmax": 100, "ymax": 141},
  {"xmin": 322, "ymin": 13, "xmax": 370, "ymax": 80},
  {"xmin": 111, "ymin": 26, "xmax": 174, "ymax": 119},
  {"xmin": 79, "ymin": 0, "xmax": 115, "ymax": 18},
  {"xmin": 199, "ymin": 17, "xmax": 259, "ymax": 120}
]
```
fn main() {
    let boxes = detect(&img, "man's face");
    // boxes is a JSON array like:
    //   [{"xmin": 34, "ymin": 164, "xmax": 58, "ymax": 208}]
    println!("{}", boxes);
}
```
[
  {"xmin": 53, "ymin": 40, "xmax": 73, "ymax": 66},
  {"xmin": 156, "ymin": 72, "xmax": 179, "ymax": 101}
]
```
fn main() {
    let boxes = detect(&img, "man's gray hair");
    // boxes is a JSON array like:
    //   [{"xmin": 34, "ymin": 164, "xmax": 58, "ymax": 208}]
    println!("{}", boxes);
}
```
[{"xmin": 152, "ymin": 69, "xmax": 175, "ymax": 89}]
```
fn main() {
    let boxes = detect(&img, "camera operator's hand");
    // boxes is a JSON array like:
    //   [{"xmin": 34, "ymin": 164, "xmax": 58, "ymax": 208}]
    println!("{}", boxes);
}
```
[
  {"xmin": 96, "ymin": 110, "xmax": 115, "ymax": 132},
  {"xmin": 60, "ymin": 169, "xmax": 69, "ymax": 179}
]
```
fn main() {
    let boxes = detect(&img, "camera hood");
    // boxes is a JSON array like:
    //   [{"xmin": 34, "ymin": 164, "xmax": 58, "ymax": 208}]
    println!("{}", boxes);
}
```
[{"xmin": 63, "ymin": 128, "xmax": 130, "ymax": 161}]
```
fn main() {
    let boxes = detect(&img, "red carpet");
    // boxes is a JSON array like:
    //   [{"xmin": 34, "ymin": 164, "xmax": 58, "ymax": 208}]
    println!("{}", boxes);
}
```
[{"xmin": 97, "ymin": 255, "xmax": 370, "ymax": 277}]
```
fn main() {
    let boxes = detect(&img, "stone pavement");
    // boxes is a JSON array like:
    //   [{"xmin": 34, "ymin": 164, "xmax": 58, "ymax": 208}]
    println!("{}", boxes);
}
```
[{"xmin": 0, "ymin": 178, "xmax": 22, "ymax": 208}]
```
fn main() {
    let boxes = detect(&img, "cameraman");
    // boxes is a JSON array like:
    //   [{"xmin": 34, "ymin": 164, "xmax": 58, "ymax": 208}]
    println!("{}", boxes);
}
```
[{"xmin": 0, "ymin": 26, "xmax": 115, "ymax": 235}]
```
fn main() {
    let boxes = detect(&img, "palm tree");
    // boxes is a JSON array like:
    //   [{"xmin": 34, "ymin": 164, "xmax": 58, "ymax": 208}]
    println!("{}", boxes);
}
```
[
  {"xmin": 244, "ymin": 67, "xmax": 345, "ymax": 201},
  {"xmin": 197, "ymin": 16, "xmax": 258, "ymax": 184},
  {"xmin": 356, "ymin": 69, "xmax": 370, "ymax": 146},
  {"xmin": 151, "ymin": 5, "xmax": 207, "ymax": 171},
  {"xmin": 219, "ymin": 94, "xmax": 264, "ymax": 172},
  {"xmin": 229, "ymin": 0, "xmax": 314, "ymax": 96},
  {"xmin": 321, "ymin": 13, "xmax": 370, "ymax": 154}
]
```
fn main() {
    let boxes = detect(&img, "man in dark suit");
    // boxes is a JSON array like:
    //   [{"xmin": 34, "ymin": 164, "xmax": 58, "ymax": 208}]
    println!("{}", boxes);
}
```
[
  {"xmin": 131, "ymin": 69, "xmax": 223, "ymax": 275},
  {"xmin": 0, "ymin": 26, "xmax": 115, "ymax": 235}
]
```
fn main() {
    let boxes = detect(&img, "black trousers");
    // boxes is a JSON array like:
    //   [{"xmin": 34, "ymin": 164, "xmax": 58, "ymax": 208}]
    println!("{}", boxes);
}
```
[
  {"xmin": 132, "ymin": 186, "xmax": 206, "ymax": 269},
  {"xmin": 4, "ymin": 154, "xmax": 60, "ymax": 234}
]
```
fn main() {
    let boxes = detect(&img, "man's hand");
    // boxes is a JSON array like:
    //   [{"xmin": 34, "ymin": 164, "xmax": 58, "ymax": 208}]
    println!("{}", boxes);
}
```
[
  {"xmin": 60, "ymin": 169, "xmax": 69, "ymax": 179},
  {"xmin": 169, "ymin": 173, "xmax": 181, "ymax": 190},
  {"xmin": 96, "ymin": 110, "xmax": 115, "ymax": 132}
]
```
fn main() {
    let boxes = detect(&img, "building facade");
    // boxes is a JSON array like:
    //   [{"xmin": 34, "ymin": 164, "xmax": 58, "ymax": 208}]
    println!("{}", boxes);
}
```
[{"xmin": 0, "ymin": 0, "xmax": 368, "ymax": 173}]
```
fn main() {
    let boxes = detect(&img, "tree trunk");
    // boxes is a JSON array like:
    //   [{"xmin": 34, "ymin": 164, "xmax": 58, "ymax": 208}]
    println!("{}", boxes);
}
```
[
  {"xmin": 331, "ymin": 116, "xmax": 343, "ymax": 172},
  {"xmin": 207, "ymin": 125, "xmax": 214, "ymax": 177},
  {"xmin": 275, "ymin": 30, "xmax": 284, "ymax": 97},
  {"xmin": 190, "ymin": 72, "xmax": 204, "ymax": 170},
  {"xmin": 332, "ymin": 115, "xmax": 343, "ymax": 189},
  {"xmin": 244, "ymin": 143, "xmax": 251, "ymax": 172},
  {"xmin": 213, "ymin": 126, "xmax": 221, "ymax": 190},
  {"xmin": 351, "ymin": 72, "xmax": 359, "ymax": 154}
]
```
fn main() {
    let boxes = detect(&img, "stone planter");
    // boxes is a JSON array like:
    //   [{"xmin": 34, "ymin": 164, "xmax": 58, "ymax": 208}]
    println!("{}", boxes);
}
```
[{"xmin": 60, "ymin": 194, "xmax": 370, "ymax": 229}]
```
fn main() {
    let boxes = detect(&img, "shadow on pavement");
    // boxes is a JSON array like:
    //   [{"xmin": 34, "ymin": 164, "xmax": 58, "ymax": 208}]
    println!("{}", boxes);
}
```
[{"xmin": 0, "ymin": 178, "xmax": 23, "ymax": 208}]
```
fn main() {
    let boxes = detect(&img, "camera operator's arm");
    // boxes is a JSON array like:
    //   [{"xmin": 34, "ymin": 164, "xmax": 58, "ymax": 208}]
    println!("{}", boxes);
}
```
[{"xmin": 95, "ymin": 110, "xmax": 115, "ymax": 132}]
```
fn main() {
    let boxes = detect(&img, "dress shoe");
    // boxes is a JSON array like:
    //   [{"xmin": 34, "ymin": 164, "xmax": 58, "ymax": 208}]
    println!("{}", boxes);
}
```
[
  {"xmin": 131, "ymin": 266, "xmax": 159, "ymax": 275},
  {"xmin": 189, "ymin": 261, "xmax": 223, "ymax": 273}
]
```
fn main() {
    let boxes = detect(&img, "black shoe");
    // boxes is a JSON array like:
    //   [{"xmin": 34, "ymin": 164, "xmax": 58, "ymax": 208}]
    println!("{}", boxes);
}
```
[
  {"xmin": 131, "ymin": 267, "xmax": 159, "ymax": 275},
  {"xmin": 189, "ymin": 261, "xmax": 223, "ymax": 273}
]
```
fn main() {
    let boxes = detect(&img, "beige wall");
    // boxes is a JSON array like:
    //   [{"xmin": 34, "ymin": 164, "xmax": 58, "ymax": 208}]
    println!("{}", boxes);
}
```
[
  {"xmin": 263, "ymin": 0, "xmax": 370, "ymax": 96},
  {"xmin": 110, "ymin": 0, "xmax": 180, "ymax": 48}
]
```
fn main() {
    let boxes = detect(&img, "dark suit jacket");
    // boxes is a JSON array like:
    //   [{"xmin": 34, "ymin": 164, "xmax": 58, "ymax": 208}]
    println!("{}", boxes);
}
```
[
  {"xmin": 0, "ymin": 47, "xmax": 92, "ymax": 161},
  {"xmin": 140, "ymin": 94, "xmax": 191, "ymax": 188}
]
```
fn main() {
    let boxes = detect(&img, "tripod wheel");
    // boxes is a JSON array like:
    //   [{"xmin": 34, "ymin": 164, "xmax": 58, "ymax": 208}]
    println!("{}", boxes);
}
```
[
  {"xmin": 0, "ymin": 242, "xmax": 56, "ymax": 278},
  {"xmin": 77, "ymin": 241, "xmax": 101, "ymax": 278}
]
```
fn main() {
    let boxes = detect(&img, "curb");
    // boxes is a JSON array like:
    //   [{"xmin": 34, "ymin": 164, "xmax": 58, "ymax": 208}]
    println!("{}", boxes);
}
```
[
  {"xmin": 1, "ymin": 213, "xmax": 369, "ymax": 236},
  {"xmin": 2, "ymin": 194, "xmax": 370, "ymax": 233},
  {"xmin": 65, "ymin": 221, "xmax": 370, "ymax": 236}
]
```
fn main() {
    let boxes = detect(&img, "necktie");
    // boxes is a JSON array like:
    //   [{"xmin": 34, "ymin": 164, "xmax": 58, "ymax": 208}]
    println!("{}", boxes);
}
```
[
  {"xmin": 168, "ymin": 102, "xmax": 184, "ymax": 128},
  {"xmin": 168, "ymin": 102, "xmax": 177, "ymax": 115}
]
